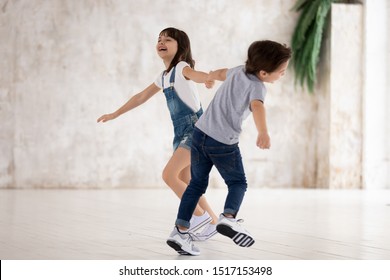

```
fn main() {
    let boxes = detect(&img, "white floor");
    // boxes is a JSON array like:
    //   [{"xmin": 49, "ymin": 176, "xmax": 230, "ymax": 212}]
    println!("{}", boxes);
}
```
[{"xmin": 0, "ymin": 188, "xmax": 390, "ymax": 260}]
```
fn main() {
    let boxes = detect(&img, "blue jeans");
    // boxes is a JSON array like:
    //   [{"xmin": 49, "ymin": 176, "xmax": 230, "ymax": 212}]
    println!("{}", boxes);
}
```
[{"xmin": 176, "ymin": 127, "xmax": 247, "ymax": 228}]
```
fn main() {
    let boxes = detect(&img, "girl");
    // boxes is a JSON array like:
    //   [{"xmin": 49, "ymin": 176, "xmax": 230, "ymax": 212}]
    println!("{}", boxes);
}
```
[{"xmin": 97, "ymin": 27, "xmax": 217, "ymax": 240}]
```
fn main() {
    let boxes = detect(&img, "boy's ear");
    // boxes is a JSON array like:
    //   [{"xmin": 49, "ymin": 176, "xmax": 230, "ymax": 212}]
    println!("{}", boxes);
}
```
[
  {"xmin": 258, "ymin": 70, "xmax": 268, "ymax": 79},
  {"xmin": 258, "ymin": 70, "xmax": 268, "ymax": 81}
]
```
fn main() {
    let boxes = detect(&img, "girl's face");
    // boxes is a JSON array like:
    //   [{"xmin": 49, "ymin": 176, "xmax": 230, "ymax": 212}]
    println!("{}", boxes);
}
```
[
  {"xmin": 258, "ymin": 60, "xmax": 289, "ymax": 83},
  {"xmin": 156, "ymin": 34, "xmax": 178, "ymax": 61}
]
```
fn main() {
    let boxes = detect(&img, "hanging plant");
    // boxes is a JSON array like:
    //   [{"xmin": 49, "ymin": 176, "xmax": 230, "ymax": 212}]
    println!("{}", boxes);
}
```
[{"xmin": 291, "ymin": 0, "xmax": 361, "ymax": 93}]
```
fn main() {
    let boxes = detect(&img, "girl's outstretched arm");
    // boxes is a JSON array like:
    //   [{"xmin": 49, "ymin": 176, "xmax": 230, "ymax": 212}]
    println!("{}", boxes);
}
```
[
  {"xmin": 182, "ymin": 66, "xmax": 210, "ymax": 84},
  {"xmin": 183, "ymin": 66, "xmax": 223, "ymax": 89},
  {"xmin": 208, "ymin": 68, "xmax": 228, "ymax": 81},
  {"xmin": 97, "ymin": 83, "xmax": 160, "ymax": 123}
]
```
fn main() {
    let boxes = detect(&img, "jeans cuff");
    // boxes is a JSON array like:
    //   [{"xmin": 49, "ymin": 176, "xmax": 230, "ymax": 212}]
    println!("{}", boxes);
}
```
[
  {"xmin": 223, "ymin": 208, "xmax": 238, "ymax": 218},
  {"xmin": 175, "ymin": 218, "xmax": 191, "ymax": 229}
]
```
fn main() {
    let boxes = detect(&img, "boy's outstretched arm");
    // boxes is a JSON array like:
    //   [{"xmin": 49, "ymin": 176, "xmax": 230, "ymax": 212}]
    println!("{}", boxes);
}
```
[{"xmin": 250, "ymin": 100, "xmax": 270, "ymax": 149}]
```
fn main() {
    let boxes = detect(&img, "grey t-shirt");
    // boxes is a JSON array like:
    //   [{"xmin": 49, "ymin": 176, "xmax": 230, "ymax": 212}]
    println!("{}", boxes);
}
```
[{"xmin": 196, "ymin": 65, "xmax": 266, "ymax": 145}]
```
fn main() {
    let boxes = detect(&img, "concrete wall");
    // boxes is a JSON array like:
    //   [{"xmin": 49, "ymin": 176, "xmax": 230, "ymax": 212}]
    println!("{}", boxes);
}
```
[
  {"xmin": 316, "ymin": 4, "xmax": 364, "ymax": 189},
  {"xmin": 388, "ymin": 1, "xmax": 390, "ymax": 189},
  {"xmin": 315, "ymin": 1, "xmax": 390, "ymax": 190},
  {"xmin": 0, "ymin": 0, "xmax": 388, "ymax": 189},
  {"xmin": 363, "ymin": 0, "xmax": 390, "ymax": 189}
]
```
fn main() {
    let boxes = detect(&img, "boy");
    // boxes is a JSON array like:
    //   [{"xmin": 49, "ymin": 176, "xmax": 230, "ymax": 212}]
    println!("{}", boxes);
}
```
[{"xmin": 166, "ymin": 40, "xmax": 292, "ymax": 255}]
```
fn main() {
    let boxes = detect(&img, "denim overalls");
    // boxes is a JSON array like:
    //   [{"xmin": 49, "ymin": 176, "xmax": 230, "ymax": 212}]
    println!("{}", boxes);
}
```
[{"xmin": 162, "ymin": 66, "xmax": 203, "ymax": 151}]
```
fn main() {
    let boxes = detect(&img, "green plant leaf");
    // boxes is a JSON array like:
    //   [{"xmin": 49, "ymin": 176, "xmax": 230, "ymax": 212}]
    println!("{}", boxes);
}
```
[
  {"xmin": 291, "ymin": 1, "xmax": 320, "ymax": 51},
  {"xmin": 291, "ymin": 0, "xmax": 332, "ymax": 93},
  {"xmin": 291, "ymin": 0, "xmax": 310, "ymax": 11}
]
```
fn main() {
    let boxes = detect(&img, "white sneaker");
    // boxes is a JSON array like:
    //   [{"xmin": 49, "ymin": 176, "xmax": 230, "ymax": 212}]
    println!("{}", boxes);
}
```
[
  {"xmin": 216, "ymin": 214, "xmax": 255, "ymax": 247},
  {"xmin": 166, "ymin": 226, "xmax": 200, "ymax": 256},
  {"xmin": 193, "ymin": 223, "xmax": 218, "ymax": 241},
  {"xmin": 188, "ymin": 211, "xmax": 212, "ymax": 233}
]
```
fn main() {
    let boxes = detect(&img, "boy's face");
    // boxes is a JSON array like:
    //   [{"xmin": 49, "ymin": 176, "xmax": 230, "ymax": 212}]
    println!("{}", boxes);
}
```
[{"xmin": 258, "ymin": 60, "xmax": 289, "ymax": 83}]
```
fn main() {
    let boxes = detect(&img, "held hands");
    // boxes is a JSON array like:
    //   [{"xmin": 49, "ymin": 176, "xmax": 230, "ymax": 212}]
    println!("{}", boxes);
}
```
[
  {"xmin": 204, "ymin": 71, "xmax": 216, "ymax": 89},
  {"xmin": 97, "ymin": 113, "xmax": 117, "ymax": 123},
  {"xmin": 205, "ymin": 79, "xmax": 215, "ymax": 89},
  {"xmin": 256, "ymin": 131, "xmax": 271, "ymax": 149}
]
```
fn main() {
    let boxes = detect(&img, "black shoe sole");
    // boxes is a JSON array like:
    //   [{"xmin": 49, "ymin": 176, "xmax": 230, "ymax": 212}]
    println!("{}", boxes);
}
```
[
  {"xmin": 216, "ymin": 224, "xmax": 255, "ymax": 247},
  {"xmin": 166, "ymin": 240, "xmax": 193, "ymax": 255}
]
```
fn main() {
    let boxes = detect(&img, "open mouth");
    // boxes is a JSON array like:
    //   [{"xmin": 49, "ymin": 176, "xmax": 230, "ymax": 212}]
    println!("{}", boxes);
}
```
[{"xmin": 158, "ymin": 47, "xmax": 167, "ymax": 52}]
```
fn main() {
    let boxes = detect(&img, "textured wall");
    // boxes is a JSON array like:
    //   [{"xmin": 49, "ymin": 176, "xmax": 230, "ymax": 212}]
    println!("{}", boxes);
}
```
[
  {"xmin": 363, "ymin": 0, "xmax": 390, "ymax": 189},
  {"xmin": 316, "ymin": 4, "xmax": 368, "ymax": 190},
  {"xmin": 388, "ymin": 1, "xmax": 390, "ymax": 189},
  {"xmin": 2, "ymin": 0, "xmax": 385, "ymax": 189},
  {"xmin": 329, "ymin": 4, "xmax": 363, "ymax": 188},
  {"xmin": 0, "ymin": 0, "xmax": 14, "ymax": 188},
  {"xmin": 1, "ymin": 0, "xmax": 318, "ymax": 189}
]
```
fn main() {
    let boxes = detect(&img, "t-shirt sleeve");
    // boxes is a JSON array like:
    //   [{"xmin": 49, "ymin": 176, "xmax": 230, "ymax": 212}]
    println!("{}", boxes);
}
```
[
  {"xmin": 249, "ymin": 84, "xmax": 266, "ymax": 105},
  {"xmin": 176, "ymin": 61, "xmax": 190, "ymax": 80},
  {"xmin": 154, "ymin": 71, "xmax": 165, "ymax": 89},
  {"xmin": 226, "ymin": 67, "xmax": 236, "ymax": 79}
]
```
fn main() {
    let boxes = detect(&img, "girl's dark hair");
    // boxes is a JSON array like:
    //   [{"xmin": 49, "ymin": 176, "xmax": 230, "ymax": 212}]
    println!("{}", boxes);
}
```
[
  {"xmin": 245, "ymin": 40, "xmax": 292, "ymax": 75},
  {"xmin": 159, "ymin": 27, "xmax": 195, "ymax": 73}
]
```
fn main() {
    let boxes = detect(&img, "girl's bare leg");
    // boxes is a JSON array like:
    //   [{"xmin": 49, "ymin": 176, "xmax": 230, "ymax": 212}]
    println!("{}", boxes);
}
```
[
  {"xmin": 163, "ymin": 147, "xmax": 217, "ymax": 222},
  {"xmin": 179, "ymin": 165, "xmax": 218, "ymax": 224}
]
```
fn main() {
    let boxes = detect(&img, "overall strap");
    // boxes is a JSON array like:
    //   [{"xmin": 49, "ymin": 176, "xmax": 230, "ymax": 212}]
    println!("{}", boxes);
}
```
[
  {"xmin": 169, "ymin": 66, "xmax": 176, "ymax": 86},
  {"xmin": 162, "ymin": 67, "xmax": 176, "ymax": 89}
]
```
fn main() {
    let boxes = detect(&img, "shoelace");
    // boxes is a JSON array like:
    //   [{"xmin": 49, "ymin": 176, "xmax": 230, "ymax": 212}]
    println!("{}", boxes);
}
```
[
  {"xmin": 176, "ymin": 227, "xmax": 196, "ymax": 243},
  {"xmin": 235, "ymin": 219, "xmax": 246, "ymax": 230},
  {"xmin": 182, "ymin": 232, "xmax": 198, "ymax": 250},
  {"xmin": 184, "ymin": 231, "xmax": 196, "ymax": 243}
]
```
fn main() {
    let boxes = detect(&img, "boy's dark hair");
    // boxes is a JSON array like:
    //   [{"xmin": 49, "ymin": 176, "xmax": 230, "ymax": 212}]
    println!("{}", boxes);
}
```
[
  {"xmin": 245, "ymin": 40, "xmax": 292, "ymax": 75},
  {"xmin": 159, "ymin": 27, "xmax": 195, "ymax": 73}
]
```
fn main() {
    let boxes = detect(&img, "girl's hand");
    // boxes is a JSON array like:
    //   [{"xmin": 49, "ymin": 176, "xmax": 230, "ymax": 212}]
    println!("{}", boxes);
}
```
[
  {"xmin": 97, "ymin": 113, "xmax": 117, "ymax": 123},
  {"xmin": 256, "ymin": 132, "xmax": 271, "ymax": 149},
  {"xmin": 205, "ymin": 79, "xmax": 215, "ymax": 89},
  {"xmin": 205, "ymin": 71, "xmax": 216, "ymax": 89}
]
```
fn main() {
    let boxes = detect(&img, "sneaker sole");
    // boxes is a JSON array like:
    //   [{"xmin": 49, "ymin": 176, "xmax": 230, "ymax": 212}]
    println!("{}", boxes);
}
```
[
  {"xmin": 166, "ymin": 240, "xmax": 199, "ymax": 256},
  {"xmin": 216, "ymin": 224, "xmax": 255, "ymax": 247}
]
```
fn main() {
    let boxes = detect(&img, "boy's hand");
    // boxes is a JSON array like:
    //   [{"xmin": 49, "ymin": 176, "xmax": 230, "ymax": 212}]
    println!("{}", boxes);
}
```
[
  {"xmin": 205, "ymin": 79, "xmax": 215, "ymax": 89},
  {"xmin": 205, "ymin": 71, "xmax": 215, "ymax": 89},
  {"xmin": 256, "ymin": 132, "xmax": 270, "ymax": 149}
]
